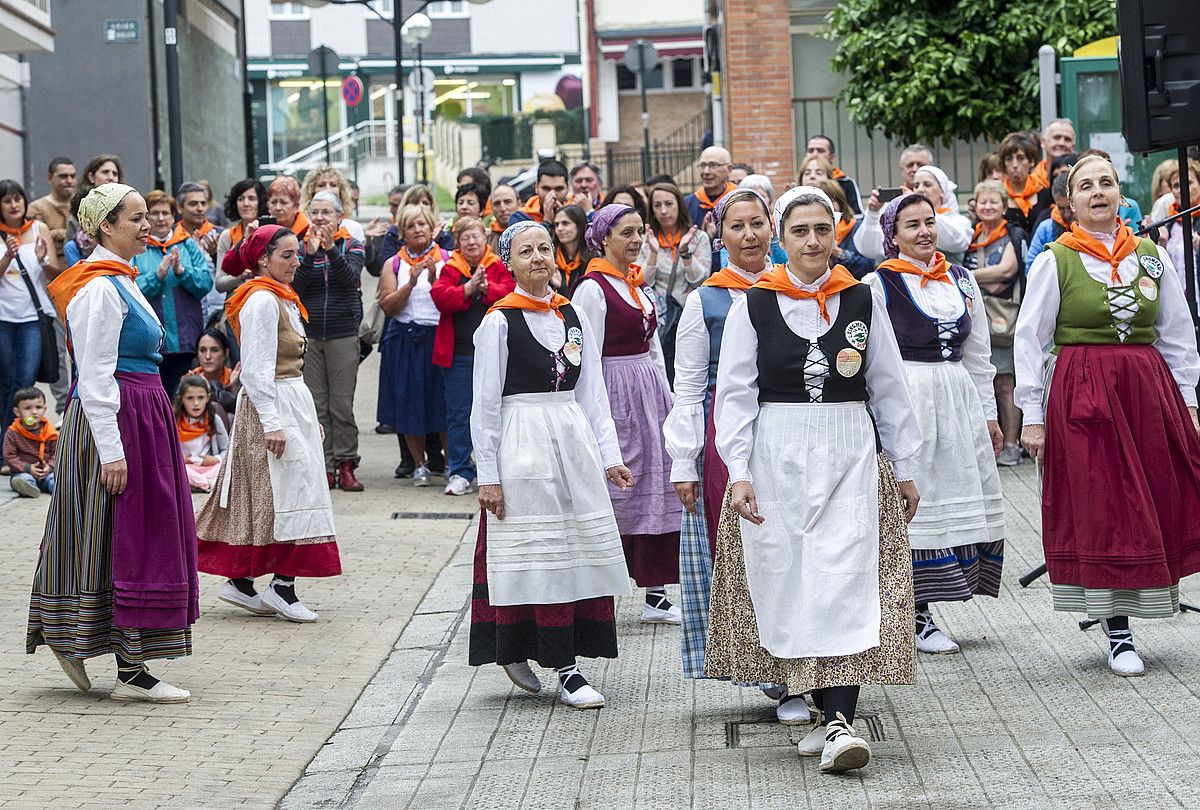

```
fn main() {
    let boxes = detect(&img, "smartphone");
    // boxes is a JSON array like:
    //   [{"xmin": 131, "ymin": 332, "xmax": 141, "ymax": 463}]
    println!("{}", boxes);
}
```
[
  {"xmin": 877, "ymin": 187, "xmax": 904, "ymax": 203},
  {"xmin": 258, "ymin": 216, "xmax": 277, "ymax": 227}
]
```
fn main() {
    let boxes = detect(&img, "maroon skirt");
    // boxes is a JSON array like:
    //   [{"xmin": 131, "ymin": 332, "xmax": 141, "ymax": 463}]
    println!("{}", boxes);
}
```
[
  {"xmin": 1043, "ymin": 344, "xmax": 1200, "ymax": 590},
  {"xmin": 468, "ymin": 512, "xmax": 618, "ymax": 669},
  {"xmin": 702, "ymin": 391, "xmax": 729, "ymax": 557}
]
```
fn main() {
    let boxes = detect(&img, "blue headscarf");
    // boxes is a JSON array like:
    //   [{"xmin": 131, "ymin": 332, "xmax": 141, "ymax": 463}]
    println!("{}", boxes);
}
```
[{"xmin": 496, "ymin": 220, "xmax": 547, "ymax": 265}]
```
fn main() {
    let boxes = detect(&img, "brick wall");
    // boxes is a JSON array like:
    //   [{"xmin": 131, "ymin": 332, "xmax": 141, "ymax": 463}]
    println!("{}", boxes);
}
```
[
  {"xmin": 722, "ymin": 0, "xmax": 795, "ymax": 192},
  {"xmin": 616, "ymin": 92, "xmax": 706, "ymax": 146}
]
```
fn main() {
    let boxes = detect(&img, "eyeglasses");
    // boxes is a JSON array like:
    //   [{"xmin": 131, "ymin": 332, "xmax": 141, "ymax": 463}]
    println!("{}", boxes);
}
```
[{"xmin": 697, "ymin": 162, "xmax": 730, "ymax": 171}]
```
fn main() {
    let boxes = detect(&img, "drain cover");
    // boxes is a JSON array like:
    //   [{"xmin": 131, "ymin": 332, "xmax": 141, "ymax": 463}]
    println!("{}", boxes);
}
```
[
  {"xmin": 724, "ymin": 712, "xmax": 886, "ymax": 749},
  {"xmin": 391, "ymin": 511, "xmax": 474, "ymax": 520}
]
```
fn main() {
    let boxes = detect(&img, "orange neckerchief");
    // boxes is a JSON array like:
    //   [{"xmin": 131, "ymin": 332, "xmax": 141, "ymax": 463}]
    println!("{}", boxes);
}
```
[
  {"xmin": 396, "ymin": 243, "xmax": 438, "ymax": 270},
  {"xmin": 520, "ymin": 195, "xmax": 544, "ymax": 223},
  {"xmin": 490, "ymin": 218, "xmax": 505, "ymax": 233},
  {"xmin": 176, "ymin": 413, "xmax": 212, "ymax": 444},
  {"xmin": 586, "ymin": 257, "xmax": 647, "ymax": 304},
  {"xmin": 970, "ymin": 220, "xmax": 1009, "ymax": 252},
  {"xmin": 225, "ymin": 277, "xmax": 309, "ymax": 341},
  {"xmin": 288, "ymin": 210, "xmax": 310, "ymax": 237},
  {"xmin": 146, "ymin": 222, "xmax": 191, "ymax": 250},
  {"xmin": 0, "ymin": 219, "xmax": 33, "ymax": 238},
  {"xmin": 754, "ymin": 264, "xmax": 859, "ymax": 323},
  {"xmin": 835, "ymin": 216, "xmax": 856, "ymax": 245},
  {"xmin": 879, "ymin": 252, "xmax": 952, "ymax": 287},
  {"xmin": 487, "ymin": 290, "xmax": 570, "ymax": 320},
  {"xmin": 555, "ymin": 247, "xmax": 581, "ymax": 286},
  {"xmin": 703, "ymin": 266, "xmax": 760, "ymax": 291},
  {"xmin": 190, "ymin": 220, "xmax": 215, "ymax": 241},
  {"xmin": 7, "ymin": 417, "xmax": 58, "ymax": 461},
  {"xmin": 446, "ymin": 246, "xmax": 500, "ymax": 280},
  {"xmin": 190, "ymin": 365, "xmax": 232, "ymax": 387},
  {"xmin": 693, "ymin": 182, "xmax": 738, "ymax": 210},
  {"xmin": 832, "ymin": 167, "xmax": 847, "ymax": 180},
  {"xmin": 1050, "ymin": 205, "xmax": 1069, "ymax": 230},
  {"xmin": 1004, "ymin": 173, "xmax": 1048, "ymax": 217},
  {"xmin": 331, "ymin": 226, "xmax": 353, "ymax": 243},
  {"xmin": 482, "ymin": 198, "xmax": 493, "ymax": 217},
  {"xmin": 1055, "ymin": 223, "xmax": 1139, "ymax": 284},
  {"xmin": 1169, "ymin": 201, "xmax": 1200, "ymax": 221},
  {"xmin": 227, "ymin": 221, "xmax": 247, "ymax": 245},
  {"xmin": 655, "ymin": 228, "xmax": 683, "ymax": 259},
  {"xmin": 1031, "ymin": 157, "xmax": 1051, "ymax": 189},
  {"xmin": 47, "ymin": 258, "xmax": 139, "ymax": 323}
]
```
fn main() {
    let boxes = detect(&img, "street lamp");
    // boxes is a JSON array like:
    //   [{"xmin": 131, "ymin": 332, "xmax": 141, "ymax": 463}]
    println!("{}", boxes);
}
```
[
  {"xmin": 295, "ymin": 0, "xmax": 493, "ymax": 186},
  {"xmin": 401, "ymin": 12, "xmax": 432, "ymax": 183}
]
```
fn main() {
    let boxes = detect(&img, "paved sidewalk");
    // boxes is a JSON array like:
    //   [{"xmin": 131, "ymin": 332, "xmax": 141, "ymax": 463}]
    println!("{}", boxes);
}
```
[
  {"xmin": 0, "ymin": 339, "xmax": 476, "ymax": 808},
  {"xmin": 284, "ymin": 462, "xmax": 1200, "ymax": 809}
]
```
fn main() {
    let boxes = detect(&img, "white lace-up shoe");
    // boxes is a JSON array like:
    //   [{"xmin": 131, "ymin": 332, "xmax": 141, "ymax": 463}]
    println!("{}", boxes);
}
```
[
  {"xmin": 819, "ymin": 714, "xmax": 871, "ymax": 773},
  {"xmin": 1101, "ymin": 619, "xmax": 1145, "ymax": 677},
  {"xmin": 915, "ymin": 608, "xmax": 960, "ymax": 654},
  {"xmin": 111, "ymin": 678, "xmax": 190, "ymax": 704},
  {"xmin": 559, "ymin": 682, "xmax": 605, "ymax": 709},
  {"xmin": 777, "ymin": 693, "xmax": 812, "ymax": 725},
  {"xmin": 218, "ymin": 581, "xmax": 273, "ymax": 615},
  {"xmin": 797, "ymin": 711, "xmax": 827, "ymax": 757},
  {"xmin": 261, "ymin": 584, "xmax": 319, "ymax": 623}
]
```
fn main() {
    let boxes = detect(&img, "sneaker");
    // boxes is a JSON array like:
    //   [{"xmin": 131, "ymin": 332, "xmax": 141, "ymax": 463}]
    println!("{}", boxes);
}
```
[
  {"xmin": 819, "ymin": 715, "xmax": 871, "ymax": 773},
  {"xmin": 394, "ymin": 461, "xmax": 413, "ymax": 479},
  {"xmin": 915, "ymin": 608, "xmax": 960, "ymax": 654},
  {"xmin": 502, "ymin": 661, "xmax": 542, "ymax": 693},
  {"xmin": 111, "ymin": 678, "xmax": 190, "ymax": 704},
  {"xmin": 412, "ymin": 465, "xmax": 432, "ymax": 487},
  {"xmin": 261, "ymin": 584, "xmax": 319, "ymax": 623},
  {"xmin": 777, "ymin": 693, "xmax": 812, "ymax": 725},
  {"xmin": 797, "ymin": 711, "xmax": 826, "ymax": 757},
  {"xmin": 218, "ymin": 581, "xmax": 273, "ymax": 616},
  {"xmin": 444, "ymin": 474, "xmax": 477, "ymax": 496},
  {"xmin": 1101, "ymin": 619, "xmax": 1145, "ymax": 677},
  {"xmin": 375, "ymin": 423, "xmax": 396, "ymax": 434},
  {"xmin": 559, "ymin": 682, "xmax": 606, "ymax": 709},
  {"xmin": 997, "ymin": 444, "xmax": 1022, "ymax": 467},
  {"xmin": 11, "ymin": 476, "xmax": 41, "ymax": 498}
]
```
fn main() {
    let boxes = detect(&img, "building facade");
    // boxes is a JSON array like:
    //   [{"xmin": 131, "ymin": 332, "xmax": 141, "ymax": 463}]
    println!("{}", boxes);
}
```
[
  {"xmin": 24, "ymin": 0, "xmax": 246, "ymax": 195},
  {"xmin": 247, "ymin": 0, "xmax": 580, "ymax": 182},
  {"xmin": 0, "ymin": 0, "xmax": 55, "ymax": 186}
]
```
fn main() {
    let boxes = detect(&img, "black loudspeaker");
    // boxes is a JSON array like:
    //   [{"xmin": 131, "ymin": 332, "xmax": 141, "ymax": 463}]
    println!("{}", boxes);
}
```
[{"xmin": 1117, "ymin": 0, "xmax": 1200, "ymax": 153}]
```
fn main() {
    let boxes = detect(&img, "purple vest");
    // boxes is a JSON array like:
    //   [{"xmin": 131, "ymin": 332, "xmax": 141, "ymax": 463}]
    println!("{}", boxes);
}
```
[
  {"xmin": 583, "ymin": 273, "xmax": 659, "ymax": 356},
  {"xmin": 876, "ymin": 263, "xmax": 973, "ymax": 363}
]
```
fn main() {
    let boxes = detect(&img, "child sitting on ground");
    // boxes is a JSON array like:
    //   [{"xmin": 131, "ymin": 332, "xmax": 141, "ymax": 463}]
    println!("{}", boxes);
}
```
[
  {"xmin": 3, "ymin": 387, "xmax": 58, "ymax": 498},
  {"xmin": 175, "ymin": 375, "xmax": 229, "ymax": 493}
]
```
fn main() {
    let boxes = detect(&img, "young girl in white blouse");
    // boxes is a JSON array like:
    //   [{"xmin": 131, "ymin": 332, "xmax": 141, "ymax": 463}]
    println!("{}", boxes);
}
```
[{"xmin": 174, "ymin": 374, "xmax": 229, "ymax": 493}]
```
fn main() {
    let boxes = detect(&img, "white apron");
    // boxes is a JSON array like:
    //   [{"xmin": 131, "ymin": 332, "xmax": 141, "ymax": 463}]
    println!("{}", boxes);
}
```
[
  {"xmin": 220, "ymin": 378, "xmax": 337, "ymax": 542},
  {"xmin": 901, "ymin": 361, "xmax": 1005, "ymax": 550},
  {"xmin": 487, "ymin": 391, "xmax": 632, "ymax": 606},
  {"xmin": 741, "ymin": 402, "xmax": 880, "ymax": 658}
]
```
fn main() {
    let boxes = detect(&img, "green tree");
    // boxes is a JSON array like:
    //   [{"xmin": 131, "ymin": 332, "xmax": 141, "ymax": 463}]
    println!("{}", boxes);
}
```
[{"xmin": 827, "ymin": 0, "xmax": 1116, "ymax": 145}]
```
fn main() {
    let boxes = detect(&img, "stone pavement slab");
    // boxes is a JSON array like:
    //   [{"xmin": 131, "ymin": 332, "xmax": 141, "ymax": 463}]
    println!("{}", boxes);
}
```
[{"xmin": 284, "ymin": 462, "xmax": 1200, "ymax": 809}]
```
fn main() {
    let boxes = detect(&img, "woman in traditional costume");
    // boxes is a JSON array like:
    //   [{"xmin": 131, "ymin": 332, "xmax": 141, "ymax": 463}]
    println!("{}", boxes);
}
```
[
  {"xmin": 572, "ymin": 205, "xmax": 683, "ymax": 623},
  {"xmin": 195, "ymin": 225, "xmax": 341, "ymax": 623},
  {"xmin": 469, "ymin": 220, "xmax": 633, "ymax": 709},
  {"xmin": 865, "ymin": 193, "xmax": 1006, "ymax": 655},
  {"xmin": 28, "ymin": 183, "xmax": 198, "ymax": 703},
  {"xmin": 708, "ymin": 186, "xmax": 922, "ymax": 773},
  {"xmin": 1016, "ymin": 155, "xmax": 1200, "ymax": 676}
]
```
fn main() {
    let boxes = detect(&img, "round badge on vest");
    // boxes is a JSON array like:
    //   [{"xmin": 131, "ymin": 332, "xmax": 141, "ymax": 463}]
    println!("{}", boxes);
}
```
[
  {"xmin": 1138, "ymin": 276, "xmax": 1158, "ymax": 301},
  {"xmin": 567, "ymin": 326, "xmax": 583, "ymax": 346},
  {"xmin": 1140, "ymin": 254, "xmax": 1164, "ymax": 279},
  {"xmin": 957, "ymin": 276, "xmax": 975, "ymax": 298},
  {"xmin": 562, "ymin": 341, "xmax": 582, "ymax": 366},
  {"xmin": 845, "ymin": 320, "xmax": 869, "ymax": 350},
  {"xmin": 835, "ymin": 347, "xmax": 862, "ymax": 377}
]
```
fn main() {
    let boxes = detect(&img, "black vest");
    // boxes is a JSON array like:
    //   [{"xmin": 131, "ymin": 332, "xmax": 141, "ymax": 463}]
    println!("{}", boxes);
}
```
[
  {"xmin": 501, "ymin": 304, "xmax": 583, "ymax": 396},
  {"xmin": 746, "ymin": 283, "xmax": 873, "ymax": 404},
  {"xmin": 451, "ymin": 274, "xmax": 492, "ymax": 356}
]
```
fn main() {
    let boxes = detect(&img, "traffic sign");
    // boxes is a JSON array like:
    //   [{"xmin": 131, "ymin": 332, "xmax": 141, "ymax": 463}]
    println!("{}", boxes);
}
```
[
  {"xmin": 623, "ymin": 39, "xmax": 659, "ymax": 74},
  {"xmin": 341, "ymin": 75, "xmax": 364, "ymax": 107},
  {"xmin": 405, "ymin": 67, "xmax": 436, "ymax": 94},
  {"xmin": 307, "ymin": 46, "xmax": 339, "ymax": 78}
]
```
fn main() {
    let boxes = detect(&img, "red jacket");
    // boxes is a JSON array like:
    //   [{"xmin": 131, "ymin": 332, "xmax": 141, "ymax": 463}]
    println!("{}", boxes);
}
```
[{"xmin": 429, "ymin": 255, "xmax": 515, "ymax": 367}]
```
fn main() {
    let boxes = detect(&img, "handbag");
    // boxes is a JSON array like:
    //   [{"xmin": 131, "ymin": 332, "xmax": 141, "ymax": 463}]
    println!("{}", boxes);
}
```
[
  {"xmin": 656, "ymin": 251, "xmax": 687, "ymax": 385},
  {"xmin": 982, "ymin": 275, "xmax": 1022, "ymax": 348},
  {"xmin": 13, "ymin": 252, "xmax": 61, "ymax": 385}
]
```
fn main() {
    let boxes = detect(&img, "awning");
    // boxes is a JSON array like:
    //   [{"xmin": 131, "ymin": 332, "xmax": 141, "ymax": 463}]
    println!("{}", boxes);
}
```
[{"xmin": 599, "ymin": 34, "xmax": 703, "ymax": 61}]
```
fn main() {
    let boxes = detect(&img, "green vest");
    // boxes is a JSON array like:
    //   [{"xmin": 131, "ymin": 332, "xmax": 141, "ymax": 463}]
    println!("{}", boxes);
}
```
[{"xmin": 1050, "ymin": 238, "xmax": 1162, "ymax": 349}]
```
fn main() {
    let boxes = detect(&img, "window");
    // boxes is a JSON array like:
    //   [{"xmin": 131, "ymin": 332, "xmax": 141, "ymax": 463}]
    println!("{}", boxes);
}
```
[
  {"xmin": 427, "ymin": 1, "xmax": 466, "ymax": 17},
  {"xmin": 269, "ymin": 2, "xmax": 309, "ymax": 18},
  {"xmin": 368, "ymin": 0, "xmax": 394, "ymax": 16},
  {"xmin": 616, "ymin": 64, "xmax": 637, "ymax": 92},
  {"xmin": 672, "ymin": 58, "xmax": 696, "ymax": 89}
]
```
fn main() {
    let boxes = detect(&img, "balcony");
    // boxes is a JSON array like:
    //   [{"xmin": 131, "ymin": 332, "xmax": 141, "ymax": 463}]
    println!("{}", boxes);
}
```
[{"xmin": 0, "ymin": 0, "xmax": 55, "ymax": 54}]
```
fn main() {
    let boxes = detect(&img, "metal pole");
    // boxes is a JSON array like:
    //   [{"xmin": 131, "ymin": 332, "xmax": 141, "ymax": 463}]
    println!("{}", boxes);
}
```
[
  {"xmin": 417, "ymin": 43, "xmax": 425, "ymax": 183},
  {"xmin": 394, "ymin": 0, "xmax": 406, "ymax": 184},
  {"xmin": 146, "ymin": 0, "xmax": 164, "ymax": 190},
  {"xmin": 239, "ymin": 0, "xmax": 255, "ymax": 177},
  {"xmin": 163, "ymin": 0, "xmax": 184, "ymax": 193},
  {"xmin": 319, "ymin": 48, "xmax": 332, "ymax": 165},
  {"xmin": 1037, "ymin": 45, "xmax": 1058, "ymax": 132},
  {"xmin": 1181, "ymin": 146, "xmax": 1197, "ymax": 323},
  {"xmin": 637, "ymin": 39, "xmax": 651, "ymax": 182}
]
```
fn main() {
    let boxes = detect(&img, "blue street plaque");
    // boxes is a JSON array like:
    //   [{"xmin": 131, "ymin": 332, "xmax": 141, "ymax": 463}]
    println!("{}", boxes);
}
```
[{"xmin": 105, "ymin": 19, "xmax": 142, "ymax": 44}]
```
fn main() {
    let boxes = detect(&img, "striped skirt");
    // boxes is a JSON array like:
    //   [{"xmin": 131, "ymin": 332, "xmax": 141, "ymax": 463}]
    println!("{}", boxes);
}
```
[
  {"xmin": 912, "ymin": 542, "xmax": 1004, "ymax": 605},
  {"xmin": 27, "ymin": 395, "xmax": 194, "ymax": 663}
]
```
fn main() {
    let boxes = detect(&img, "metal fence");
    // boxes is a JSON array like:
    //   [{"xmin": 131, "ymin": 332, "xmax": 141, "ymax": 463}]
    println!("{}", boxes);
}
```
[
  {"xmin": 474, "ymin": 110, "xmax": 586, "ymax": 163},
  {"xmin": 603, "ymin": 108, "xmax": 711, "ymax": 188},
  {"xmin": 793, "ymin": 98, "xmax": 996, "ymax": 206}
]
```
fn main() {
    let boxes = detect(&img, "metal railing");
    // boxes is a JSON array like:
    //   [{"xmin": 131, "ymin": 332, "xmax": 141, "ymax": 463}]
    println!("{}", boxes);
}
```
[
  {"xmin": 261, "ymin": 120, "xmax": 394, "ymax": 175},
  {"xmin": 603, "ymin": 107, "xmax": 712, "ymax": 188},
  {"xmin": 793, "ymin": 97, "xmax": 996, "ymax": 207}
]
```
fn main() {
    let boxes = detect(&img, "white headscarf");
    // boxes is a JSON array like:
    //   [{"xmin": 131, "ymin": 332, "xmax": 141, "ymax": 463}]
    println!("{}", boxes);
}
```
[
  {"xmin": 913, "ymin": 164, "xmax": 957, "ymax": 210},
  {"xmin": 772, "ymin": 185, "xmax": 835, "ymax": 234}
]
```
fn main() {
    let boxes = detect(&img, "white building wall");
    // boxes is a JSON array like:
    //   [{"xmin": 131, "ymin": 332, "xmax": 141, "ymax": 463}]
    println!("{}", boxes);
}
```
[
  {"xmin": 468, "ymin": 0, "xmax": 578, "ymax": 54},
  {"xmin": 596, "ymin": 59, "xmax": 619, "ymax": 142},
  {"xmin": 593, "ymin": 0, "xmax": 704, "ymax": 31},
  {"xmin": 0, "ymin": 55, "xmax": 25, "ymax": 184},
  {"xmin": 308, "ymin": 4, "xmax": 367, "ymax": 57},
  {"xmin": 244, "ymin": 0, "xmax": 272, "ymax": 58}
]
